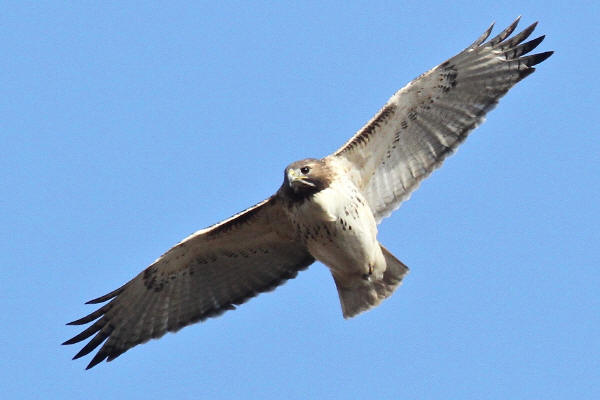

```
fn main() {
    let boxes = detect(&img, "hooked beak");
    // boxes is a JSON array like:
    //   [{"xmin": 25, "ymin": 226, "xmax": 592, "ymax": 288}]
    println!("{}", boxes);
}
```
[{"xmin": 287, "ymin": 169, "xmax": 316, "ymax": 189}]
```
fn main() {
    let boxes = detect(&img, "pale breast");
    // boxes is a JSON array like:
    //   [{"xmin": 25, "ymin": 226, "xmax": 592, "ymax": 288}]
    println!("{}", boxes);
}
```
[{"xmin": 288, "ymin": 177, "xmax": 384, "ymax": 278}]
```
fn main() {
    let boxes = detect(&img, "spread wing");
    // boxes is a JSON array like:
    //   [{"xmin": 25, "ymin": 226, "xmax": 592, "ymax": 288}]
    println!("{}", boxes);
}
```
[
  {"xmin": 63, "ymin": 197, "xmax": 314, "ymax": 369},
  {"xmin": 333, "ymin": 17, "xmax": 553, "ymax": 222}
]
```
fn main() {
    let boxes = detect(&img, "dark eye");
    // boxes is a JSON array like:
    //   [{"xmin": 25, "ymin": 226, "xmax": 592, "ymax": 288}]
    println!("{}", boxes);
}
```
[{"xmin": 300, "ymin": 166, "xmax": 310, "ymax": 174}]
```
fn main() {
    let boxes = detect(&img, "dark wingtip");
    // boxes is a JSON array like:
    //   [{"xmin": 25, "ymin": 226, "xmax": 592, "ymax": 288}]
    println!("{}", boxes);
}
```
[
  {"xmin": 72, "ymin": 348, "xmax": 88, "ymax": 360},
  {"xmin": 86, "ymin": 286, "xmax": 124, "ymax": 304},
  {"xmin": 520, "ymin": 51, "xmax": 554, "ymax": 73},
  {"xmin": 85, "ymin": 357, "xmax": 103, "ymax": 370},
  {"xmin": 62, "ymin": 338, "xmax": 76, "ymax": 346},
  {"xmin": 517, "ymin": 50, "xmax": 553, "ymax": 80},
  {"xmin": 85, "ymin": 348, "xmax": 113, "ymax": 369},
  {"xmin": 526, "ymin": 35, "xmax": 546, "ymax": 51},
  {"xmin": 529, "ymin": 50, "xmax": 554, "ymax": 66},
  {"xmin": 65, "ymin": 306, "xmax": 106, "ymax": 325},
  {"xmin": 504, "ymin": 35, "xmax": 547, "ymax": 61}
]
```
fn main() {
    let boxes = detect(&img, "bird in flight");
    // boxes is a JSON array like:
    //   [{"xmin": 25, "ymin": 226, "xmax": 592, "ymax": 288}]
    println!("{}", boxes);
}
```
[{"xmin": 64, "ymin": 17, "xmax": 552, "ymax": 369}]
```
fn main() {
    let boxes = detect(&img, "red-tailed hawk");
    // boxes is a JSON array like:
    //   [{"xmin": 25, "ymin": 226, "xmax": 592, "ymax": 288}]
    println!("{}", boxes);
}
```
[{"xmin": 64, "ymin": 17, "xmax": 552, "ymax": 369}]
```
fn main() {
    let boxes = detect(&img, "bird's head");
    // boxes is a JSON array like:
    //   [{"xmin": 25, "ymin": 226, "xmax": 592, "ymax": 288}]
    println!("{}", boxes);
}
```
[{"xmin": 282, "ymin": 158, "xmax": 332, "ymax": 199}]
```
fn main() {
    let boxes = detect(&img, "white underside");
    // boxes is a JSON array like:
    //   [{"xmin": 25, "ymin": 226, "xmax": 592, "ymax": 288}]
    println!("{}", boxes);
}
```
[{"xmin": 292, "ymin": 177, "xmax": 386, "ymax": 281}]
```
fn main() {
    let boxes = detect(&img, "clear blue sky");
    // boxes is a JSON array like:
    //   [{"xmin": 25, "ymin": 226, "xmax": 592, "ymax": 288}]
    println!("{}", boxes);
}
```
[{"xmin": 2, "ymin": 2, "xmax": 598, "ymax": 399}]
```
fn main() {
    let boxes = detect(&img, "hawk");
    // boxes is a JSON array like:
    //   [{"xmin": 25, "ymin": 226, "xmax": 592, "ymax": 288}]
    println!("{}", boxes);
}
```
[{"xmin": 64, "ymin": 17, "xmax": 552, "ymax": 369}]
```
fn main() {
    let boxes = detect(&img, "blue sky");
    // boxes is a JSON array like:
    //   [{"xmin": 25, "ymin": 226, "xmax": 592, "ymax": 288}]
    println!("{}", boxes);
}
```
[{"xmin": 2, "ymin": 1, "xmax": 599, "ymax": 399}]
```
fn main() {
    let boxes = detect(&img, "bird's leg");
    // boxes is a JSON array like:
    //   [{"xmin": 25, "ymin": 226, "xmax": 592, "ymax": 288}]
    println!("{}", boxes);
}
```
[{"xmin": 362, "ymin": 264, "xmax": 374, "ymax": 281}]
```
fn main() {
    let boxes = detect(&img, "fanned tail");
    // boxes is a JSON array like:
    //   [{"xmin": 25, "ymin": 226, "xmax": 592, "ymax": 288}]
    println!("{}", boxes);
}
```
[{"xmin": 334, "ymin": 245, "xmax": 409, "ymax": 318}]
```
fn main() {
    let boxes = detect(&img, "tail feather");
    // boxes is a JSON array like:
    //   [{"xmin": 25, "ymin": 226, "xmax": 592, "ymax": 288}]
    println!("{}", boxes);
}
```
[{"xmin": 333, "ymin": 245, "xmax": 409, "ymax": 318}]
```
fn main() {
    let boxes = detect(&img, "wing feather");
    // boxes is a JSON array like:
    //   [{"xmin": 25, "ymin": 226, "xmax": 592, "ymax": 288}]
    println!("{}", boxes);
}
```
[
  {"xmin": 333, "ymin": 17, "xmax": 553, "ymax": 222},
  {"xmin": 64, "ymin": 197, "xmax": 314, "ymax": 369}
]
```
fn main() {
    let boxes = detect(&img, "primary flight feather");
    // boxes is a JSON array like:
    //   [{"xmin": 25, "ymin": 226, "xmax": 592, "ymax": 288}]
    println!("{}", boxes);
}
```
[{"xmin": 64, "ymin": 17, "xmax": 553, "ymax": 369}]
